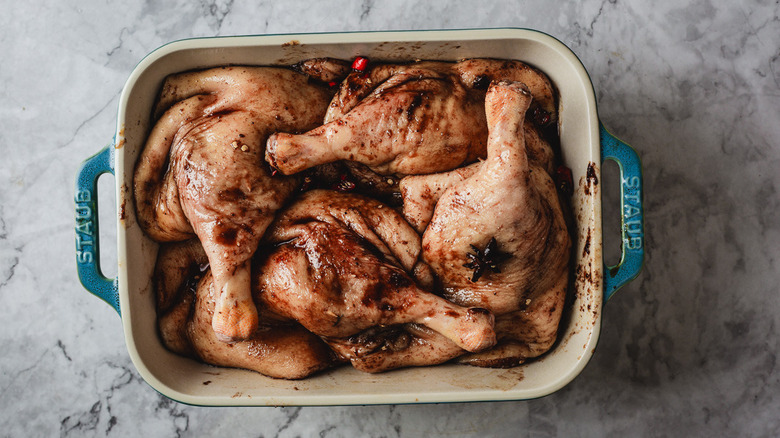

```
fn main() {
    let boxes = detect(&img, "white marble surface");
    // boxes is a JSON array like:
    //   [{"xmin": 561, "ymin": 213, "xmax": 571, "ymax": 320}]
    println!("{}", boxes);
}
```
[{"xmin": 1, "ymin": 0, "xmax": 779, "ymax": 436}]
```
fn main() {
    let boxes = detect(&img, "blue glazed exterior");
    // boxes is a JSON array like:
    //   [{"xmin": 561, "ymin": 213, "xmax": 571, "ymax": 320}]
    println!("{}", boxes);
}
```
[
  {"xmin": 599, "ymin": 123, "xmax": 644, "ymax": 300},
  {"xmin": 75, "ymin": 145, "xmax": 121, "ymax": 315}
]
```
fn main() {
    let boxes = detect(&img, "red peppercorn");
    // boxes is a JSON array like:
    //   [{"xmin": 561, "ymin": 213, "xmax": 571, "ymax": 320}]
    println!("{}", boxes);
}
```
[
  {"xmin": 352, "ymin": 56, "xmax": 369, "ymax": 72},
  {"xmin": 328, "ymin": 81, "xmax": 337, "ymax": 87}
]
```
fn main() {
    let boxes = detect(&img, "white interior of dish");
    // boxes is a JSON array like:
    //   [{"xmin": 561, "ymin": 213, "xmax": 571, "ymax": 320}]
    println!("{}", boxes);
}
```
[{"xmin": 114, "ymin": 29, "xmax": 603, "ymax": 406}]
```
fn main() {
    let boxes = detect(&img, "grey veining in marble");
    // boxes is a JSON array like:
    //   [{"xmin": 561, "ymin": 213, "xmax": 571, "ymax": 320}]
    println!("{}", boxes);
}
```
[{"xmin": 1, "ymin": 0, "xmax": 779, "ymax": 436}]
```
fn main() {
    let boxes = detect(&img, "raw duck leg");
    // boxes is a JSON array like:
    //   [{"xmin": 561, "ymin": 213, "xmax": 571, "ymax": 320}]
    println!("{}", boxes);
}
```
[
  {"xmin": 421, "ymin": 80, "xmax": 571, "ymax": 366},
  {"xmin": 152, "ymin": 239, "xmax": 337, "ymax": 379},
  {"xmin": 265, "ymin": 68, "xmax": 488, "ymax": 176},
  {"xmin": 188, "ymin": 270, "xmax": 338, "ymax": 379},
  {"xmin": 256, "ymin": 190, "xmax": 496, "ymax": 355},
  {"xmin": 134, "ymin": 66, "xmax": 337, "ymax": 341}
]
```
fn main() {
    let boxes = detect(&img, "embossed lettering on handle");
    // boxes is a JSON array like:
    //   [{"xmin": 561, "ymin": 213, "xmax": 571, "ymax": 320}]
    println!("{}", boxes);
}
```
[
  {"xmin": 75, "ymin": 190, "xmax": 95, "ymax": 264},
  {"xmin": 600, "ymin": 123, "xmax": 644, "ymax": 301},
  {"xmin": 75, "ymin": 146, "xmax": 121, "ymax": 315},
  {"xmin": 622, "ymin": 175, "xmax": 642, "ymax": 251}
]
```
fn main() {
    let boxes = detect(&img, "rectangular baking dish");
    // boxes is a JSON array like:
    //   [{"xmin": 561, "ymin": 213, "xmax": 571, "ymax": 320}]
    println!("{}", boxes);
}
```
[{"xmin": 75, "ymin": 28, "xmax": 644, "ymax": 406}]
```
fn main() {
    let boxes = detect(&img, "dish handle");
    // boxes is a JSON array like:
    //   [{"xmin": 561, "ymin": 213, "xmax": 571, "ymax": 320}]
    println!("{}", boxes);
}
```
[
  {"xmin": 600, "ymin": 123, "xmax": 644, "ymax": 300},
  {"xmin": 75, "ymin": 145, "xmax": 121, "ymax": 315}
]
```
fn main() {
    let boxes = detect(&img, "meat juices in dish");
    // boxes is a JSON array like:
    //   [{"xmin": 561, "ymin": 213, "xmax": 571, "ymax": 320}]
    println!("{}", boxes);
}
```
[
  {"xmin": 134, "ymin": 65, "xmax": 342, "ymax": 342},
  {"xmin": 421, "ymin": 80, "xmax": 571, "ymax": 367}
]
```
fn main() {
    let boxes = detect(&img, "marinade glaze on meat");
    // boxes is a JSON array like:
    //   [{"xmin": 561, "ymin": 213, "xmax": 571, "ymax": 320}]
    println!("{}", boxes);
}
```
[{"xmin": 136, "ymin": 57, "xmax": 571, "ymax": 379}]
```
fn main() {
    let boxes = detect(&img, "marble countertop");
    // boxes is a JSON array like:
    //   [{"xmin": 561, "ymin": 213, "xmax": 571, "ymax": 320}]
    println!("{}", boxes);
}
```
[{"xmin": 2, "ymin": 0, "xmax": 779, "ymax": 436}]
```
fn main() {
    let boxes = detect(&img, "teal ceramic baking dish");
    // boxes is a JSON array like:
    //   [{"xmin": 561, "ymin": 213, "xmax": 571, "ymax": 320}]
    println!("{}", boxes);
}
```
[{"xmin": 75, "ymin": 29, "xmax": 643, "ymax": 406}]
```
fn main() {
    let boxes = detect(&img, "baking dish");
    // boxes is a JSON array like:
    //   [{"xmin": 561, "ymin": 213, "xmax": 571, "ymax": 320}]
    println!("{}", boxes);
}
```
[{"xmin": 75, "ymin": 29, "xmax": 643, "ymax": 406}]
